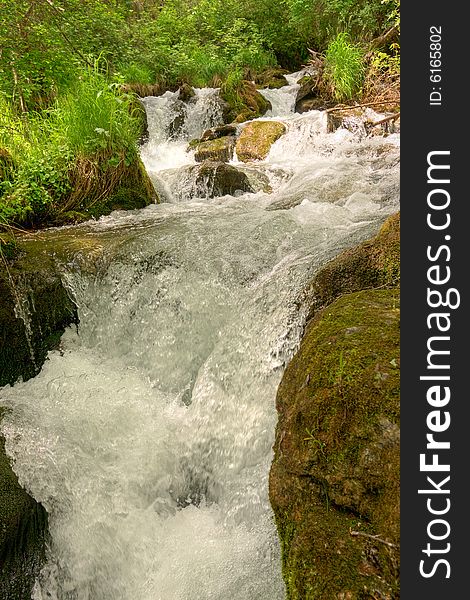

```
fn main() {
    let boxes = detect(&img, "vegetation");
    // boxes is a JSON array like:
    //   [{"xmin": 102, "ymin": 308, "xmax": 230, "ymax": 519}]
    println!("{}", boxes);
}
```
[{"xmin": 0, "ymin": 0, "xmax": 400, "ymax": 231}]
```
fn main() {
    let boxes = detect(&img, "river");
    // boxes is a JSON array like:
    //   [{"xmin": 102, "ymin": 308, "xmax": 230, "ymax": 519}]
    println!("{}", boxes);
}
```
[{"xmin": 0, "ymin": 73, "xmax": 399, "ymax": 599}]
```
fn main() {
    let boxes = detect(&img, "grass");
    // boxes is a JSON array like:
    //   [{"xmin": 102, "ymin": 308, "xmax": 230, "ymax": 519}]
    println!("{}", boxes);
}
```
[
  {"xmin": 0, "ymin": 63, "xmax": 148, "ymax": 229},
  {"xmin": 324, "ymin": 32, "xmax": 365, "ymax": 101}
]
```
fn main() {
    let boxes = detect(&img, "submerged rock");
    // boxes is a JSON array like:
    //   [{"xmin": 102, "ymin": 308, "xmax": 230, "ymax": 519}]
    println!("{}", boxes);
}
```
[
  {"xmin": 236, "ymin": 121, "xmax": 286, "ymax": 162},
  {"xmin": 270, "ymin": 213, "xmax": 400, "ymax": 599}
]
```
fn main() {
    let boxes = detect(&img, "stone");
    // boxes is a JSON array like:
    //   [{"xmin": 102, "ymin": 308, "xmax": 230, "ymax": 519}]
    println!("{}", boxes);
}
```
[
  {"xmin": 194, "ymin": 136, "xmax": 236, "ymax": 163},
  {"xmin": 184, "ymin": 161, "xmax": 255, "ymax": 198},
  {"xmin": 201, "ymin": 124, "xmax": 238, "ymax": 142},
  {"xmin": 236, "ymin": 121, "xmax": 286, "ymax": 162},
  {"xmin": 269, "ymin": 213, "xmax": 400, "ymax": 599}
]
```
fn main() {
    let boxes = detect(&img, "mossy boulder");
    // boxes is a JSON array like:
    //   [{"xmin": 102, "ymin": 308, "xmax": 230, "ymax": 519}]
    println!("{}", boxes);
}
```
[
  {"xmin": 63, "ymin": 155, "xmax": 157, "ymax": 224},
  {"xmin": 255, "ymin": 68, "xmax": 290, "ymax": 89},
  {"xmin": 0, "ymin": 245, "xmax": 78, "ymax": 596},
  {"xmin": 220, "ymin": 80, "xmax": 272, "ymax": 124},
  {"xmin": 305, "ymin": 212, "xmax": 400, "ymax": 318},
  {"xmin": 270, "ymin": 213, "xmax": 400, "ymax": 599},
  {"xmin": 0, "ymin": 420, "xmax": 49, "ymax": 599},
  {"xmin": 236, "ymin": 121, "xmax": 286, "ymax": 162},
  {"xmin": 182, "ymin": 161, "xmax": 265, "ymax": 198},
  {"xmin": 0, "ymin": 247, "xmax": 78, "ymax": 387},
  {"xmin": 193, "ymin": 136, "xmax": 236, "ymax": 163}
]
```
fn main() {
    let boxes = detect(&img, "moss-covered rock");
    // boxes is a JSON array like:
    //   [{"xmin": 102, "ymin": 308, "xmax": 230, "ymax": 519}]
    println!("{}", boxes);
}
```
[
  {"xmin": 255, "ymin": 68, "xmax": 290, "ymax": 89},
  {"xmin": 270, "ymin": 213, "xmax": 400, "ymax": 599},
  {"xmin": 182, "ymin": 161, "xmax": 265, "ymax": 198},
  {"xmin": 178, "ymin": 83, "xmax": 196, "ymax": 103},
  {"xmin": 236, "ymin": 121, "xmax": 286, "ymax": 162},
  {"xmin": 0, "ymin": 249, "xmax": 78, "ymax": 387},
  {"xmin": 0, "ymin": 245, "xmax": 79, "ymax": 596},
  {"xmin": 0, "ymin": 420, "xmax": 48, "ymax": 599},
  {"xmin": 62, "ymin": 155, "xmax": 157, "ymax": 224},
  {"xmin": 220, "ymin": 80, "xmax": 272, "ymax": 124},
  {"xmin": 193, "ymin": 136, "xmax": 236, "ymax": 163},
  {"xmin": 304, "ymin": 212, "xmax": 400, "ymax": 318}
]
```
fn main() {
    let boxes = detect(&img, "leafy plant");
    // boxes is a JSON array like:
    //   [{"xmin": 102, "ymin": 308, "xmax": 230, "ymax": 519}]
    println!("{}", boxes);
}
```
[{"xmin": 325, "ymin": 32, "xmax": 365, "ymax": 101}]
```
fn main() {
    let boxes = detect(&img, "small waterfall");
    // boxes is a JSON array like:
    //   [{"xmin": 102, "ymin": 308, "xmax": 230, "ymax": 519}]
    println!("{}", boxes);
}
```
[{"xmin": 1, "ymin": 74, "xmax": 399, "ymax": 600}]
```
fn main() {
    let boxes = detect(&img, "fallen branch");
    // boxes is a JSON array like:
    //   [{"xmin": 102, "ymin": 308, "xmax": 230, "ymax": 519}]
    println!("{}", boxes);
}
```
[
  {"xmin": 350, "ymin": 529, "xmax": 398, "ymax": 549},
  {"xmin": 326, "ymin": 100, "xmax": 400, "ymax": 113},
  {"xmin": 371, "ymin": 113, "xmax": 400, "ymax": 126},
  {"xmin": 369, "ymin": 26, "xmax": 399, "ymax": 50}
]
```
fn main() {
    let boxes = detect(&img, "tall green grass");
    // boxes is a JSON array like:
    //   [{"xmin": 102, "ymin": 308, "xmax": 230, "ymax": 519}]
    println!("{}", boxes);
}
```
[
  {"xmin": 0, "ymin": 66, "xmax": 143, "ymax": 228},
  {"xmin": 324, "ymin": 33, "xmax": 365, "ymax": 101}
]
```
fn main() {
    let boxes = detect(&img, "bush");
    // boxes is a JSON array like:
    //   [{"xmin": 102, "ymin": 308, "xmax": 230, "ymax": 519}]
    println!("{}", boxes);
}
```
[
  {"xmin": 0, "ymin": 66, "xmax": 145, "ymax": 227},
  {"xmin": 325, "ymin": 33, "xmax": 365, "ymax": 101}
]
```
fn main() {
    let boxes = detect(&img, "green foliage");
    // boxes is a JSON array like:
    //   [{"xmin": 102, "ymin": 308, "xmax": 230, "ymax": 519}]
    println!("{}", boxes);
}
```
[
  {"xmin": 0, "ymin": 67, "xmax": 142, "ymax": 227},
  {"xmin": 371, "ymin": 0, "xmax": 400, "ymax": 76},
  {"xmin": 0, "ymin": 0, "xmax": 398, "ymax": 228},
  {"xmin": 325, "ymin": 33, "xmax": 365, "ymax": 101}
]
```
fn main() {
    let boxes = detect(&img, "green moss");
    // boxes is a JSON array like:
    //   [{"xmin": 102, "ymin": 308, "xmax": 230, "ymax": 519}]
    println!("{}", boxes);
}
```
[
  {"xmin": 236, "ymin": 120, "xmax": 286, "ymax": 162},
  {"xmin": 270, "ymin": 214, "xmax": 400, "ymax": 599},
  {"xmin": 193, "ymin": 136, "xmax": 236, "ymax": 163},
  {"xmin": 220, "ymin": 80, "xmax": 272, "ymax": 124}
]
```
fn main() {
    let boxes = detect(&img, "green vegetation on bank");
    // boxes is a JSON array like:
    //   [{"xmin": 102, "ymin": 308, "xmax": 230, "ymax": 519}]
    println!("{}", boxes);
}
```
[{"xmin": 0, "ymin": 0, "xmax": 400, "ymax": 231}]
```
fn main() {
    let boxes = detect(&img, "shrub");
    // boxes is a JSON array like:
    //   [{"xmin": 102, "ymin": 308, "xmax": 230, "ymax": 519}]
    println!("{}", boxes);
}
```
[{"xmin": 325, "ymin": 33, "xmax": 365, "ymax": 101}]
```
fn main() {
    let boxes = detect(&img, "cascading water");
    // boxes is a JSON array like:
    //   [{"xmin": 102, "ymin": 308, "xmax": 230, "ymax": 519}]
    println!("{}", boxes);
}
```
[{"xmin": 0, "ymin": 78, "xmax": 399, "ymax": 600}]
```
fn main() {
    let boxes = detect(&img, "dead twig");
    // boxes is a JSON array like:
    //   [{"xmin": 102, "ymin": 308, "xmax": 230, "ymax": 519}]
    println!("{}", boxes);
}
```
[{"xmin": 350, "ymin": 529, "xmax": 398, "ymax": 549}]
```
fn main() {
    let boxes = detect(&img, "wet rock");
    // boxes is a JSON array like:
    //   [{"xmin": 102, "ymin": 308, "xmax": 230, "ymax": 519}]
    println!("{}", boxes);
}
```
[
  {"xmin": 220, "ymin": 81, "xmax": 272, "ymax": 124},
  {"xmin": 194, "ymin": 136, "xmax": 236, "ymax": 163},
  {"xmin": 0, "ymin": 250, "xmax": 79, "ymax": 387},
  {"xmin": 0, "ymin": 246, "xmax": 79, "ymax": 597},
  {"xmin": 178, "ymin": 83, "xmax": 196, "ymax": 103},
  {"xmin": 0, "ymin": 426, "xmax": 49, "ymax": 599},
  {"xmin": 201, "ymin": 124, "xmax": 238, "ymax": 142},
  {"xmin": 184, "ymin": 161, "xmax": 256, "ymax": 198},
  {"xmin": 236, "ymin": 121, "xmax": 286, "ymax": 162},
  {"xmin": 255, "ymin": 68, "xmax": 289, "ymax": 89},
  {"xmin": 270, "ymin": 213, "xmax": 400, "ymax": 599},
  {"xmin": 296, "ymin": 97, "xmax": 329, "ymax": 113},
  {"xmin": 168, "ymin": 100, "xmax": 186, "ymax": 139},
  {"xmin": 296, "ymin": 75, "xmax": 317, "ymax": 103}
]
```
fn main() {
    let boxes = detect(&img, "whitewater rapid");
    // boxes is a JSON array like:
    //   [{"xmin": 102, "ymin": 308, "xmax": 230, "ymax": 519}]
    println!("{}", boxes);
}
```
[{"xmin": 0, "ymin": 76, "xmax": 399, "ymax": 599}]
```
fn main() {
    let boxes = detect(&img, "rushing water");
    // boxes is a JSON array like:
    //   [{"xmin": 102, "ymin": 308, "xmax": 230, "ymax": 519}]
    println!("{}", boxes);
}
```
[{"xmin": 0, "ymin": 77, "xmax": 399, "ymax": 599}]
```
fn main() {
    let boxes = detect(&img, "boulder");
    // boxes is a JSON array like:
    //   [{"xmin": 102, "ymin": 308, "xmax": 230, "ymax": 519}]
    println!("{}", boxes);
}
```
[
  {"xmin": 296, "ymin": 97, "xmax": 329, "ymax": 113},
  {"xmin": 201, "ymin": 124, "xmax": 238, "ymax": 142},
  {"xmin": 0, "ymin": 245, "xmax": 79, "ymax": 597},
  {"xmin": 0, "ymin": 426, "xmax": 49, "ymax": 599},
  {"xmin": 178, "ymin": 83, "xmax": 196, "ymax": 103},
  {"xmin": 296, "ymin": 75, "xmax": 318, "ymax": 103},
  {"xmin": 184, "ymin": 161, "xmax": 256, "ymax": 198},
  {"xmin": 236, "ymin": 121, "xmax": 286, "ymax": 162},
  {"xmin": 255, "ymin": 68, "xmax": 290, "ymax": 89},
  {"xmin": 220, "ymin": 81, "xmax": 272, "ymax": 124},
  {"xmin": 194, "ymin": 136, "xmax": 236, "ymax": 163},
  {"xmin": 269, "ymin": 213, "xmax": 400, "ymax": 599}
]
